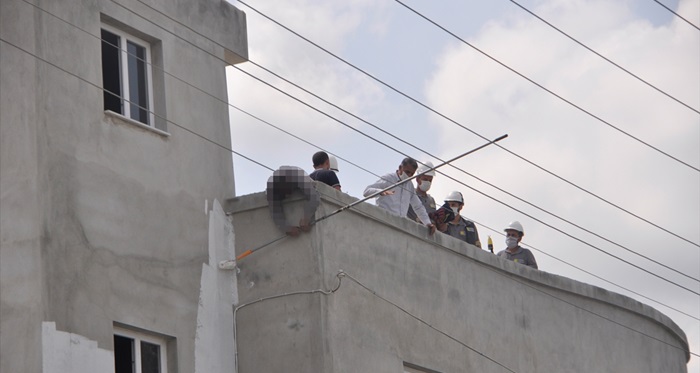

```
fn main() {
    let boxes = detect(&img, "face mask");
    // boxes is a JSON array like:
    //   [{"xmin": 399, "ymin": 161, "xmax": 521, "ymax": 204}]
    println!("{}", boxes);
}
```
[
  {"xmin": 451, "ymin": 207, "xmax": 459, "ymax": 216},
  {"xmin": 418, "ymin": 180, "xmax": 431, "ymax": 192},
  {"xmin": 505, "ymin": 237, "xmax": 519, "ymax": 249},
  {"xmin": 399, "ymin": 171, "xmax": 410, "ymax": 181}
]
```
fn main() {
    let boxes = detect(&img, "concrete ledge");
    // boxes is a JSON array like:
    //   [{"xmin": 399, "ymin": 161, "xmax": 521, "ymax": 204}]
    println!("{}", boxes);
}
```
[{"xmin": 227, "ymin": 182, "xmax": 689, "ymax": 364}]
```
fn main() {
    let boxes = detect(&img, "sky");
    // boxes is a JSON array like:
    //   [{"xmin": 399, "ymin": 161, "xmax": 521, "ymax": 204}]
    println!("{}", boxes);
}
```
[{"xmin": 225, "ymin": 0, "xmax": 699, "ymax": 370}]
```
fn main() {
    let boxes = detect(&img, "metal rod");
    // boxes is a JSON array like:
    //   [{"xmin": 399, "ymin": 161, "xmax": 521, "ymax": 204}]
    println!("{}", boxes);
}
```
[
  {"xmin": 220, "ymin": 134, "xmax": 508, "ymax": 269},
  {"xmin": 314, "ymin": 134, "xmax": 508, "ymax": 224}
]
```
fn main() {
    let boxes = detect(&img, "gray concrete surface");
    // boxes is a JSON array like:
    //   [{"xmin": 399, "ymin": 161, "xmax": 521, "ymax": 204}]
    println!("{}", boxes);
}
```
[
  {"xmin": 0, "ymin": 1, "xmax": 246, "ymax": 372},
  {"xmin": 229, "ymin": 183, "xmax": 689, "ymax": 373}
]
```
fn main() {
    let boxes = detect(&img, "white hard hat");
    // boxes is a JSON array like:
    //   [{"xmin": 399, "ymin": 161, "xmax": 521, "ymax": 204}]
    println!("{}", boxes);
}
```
[
  {"xmin": 504, "ymin": 221, "xmax": 524, "ymax": 235},
  {"xmin": 329, "ymin": 156, "xmax": 339, "ymax": 172},
  {"xmin": 444, "ymin": 191, "xmax": 464, "ymax": 204},
  {"xmin": 416, "ymin": 161, "xmax": 435, "ymax": 176}
]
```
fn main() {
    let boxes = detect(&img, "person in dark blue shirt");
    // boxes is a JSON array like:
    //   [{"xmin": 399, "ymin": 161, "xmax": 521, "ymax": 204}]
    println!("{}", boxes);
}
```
[{"xmin": 309, "ymin": 151, "xmax": 341, "ymax": 191}]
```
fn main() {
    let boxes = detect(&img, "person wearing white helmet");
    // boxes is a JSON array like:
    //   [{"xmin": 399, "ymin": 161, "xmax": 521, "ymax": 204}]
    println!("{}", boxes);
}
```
[
  {"xmin": 407, "ymin": 161, "xmax": 437, "ymax": 223},
  {"xmin": 329, "ymin": 155, "xmax": 339, "ymax": 173},
  {"xmin": 496, "ymin": 221, "xmax": 538, "ymax": 269},
  {"xmin": 363, "ymin": 157, "xmax": 436, "ymax": 235},
  {"xmin": 439, "ymin": 191, "xmax": 481, "ymax": 248}
]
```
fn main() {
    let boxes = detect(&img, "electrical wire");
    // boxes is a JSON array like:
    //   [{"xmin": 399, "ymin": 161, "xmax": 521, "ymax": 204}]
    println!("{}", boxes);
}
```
[
  {"xmin": 233, "ymin": 270, "xmax": 517, "ymax": 373},
  {"xmin": 235, "ymin": 0, "xmax": 699, "ymax": 249},
  {"xmin": 340, "ymin": 272, "xmax": 517, "ymax": 372},
  {"xmin": 233, "ymin": 271, "xmax": 345, "ymax": 373},
  {"xmin": 20, "ymin": 0, "xmax": 699, "ymax": 294},
  {"xmin": 10, "ymin": 1, "xmax": 697, "ymax": 359},
  {"xmin": 651, "ymin": 0, "xmax": 700, "ymax": 30},
  {"xmin": 225, "ymin": 105, "xmax": 699, "ymax": 321},
  {"xmin": 18, "ymin": 0, "xmax": 699, "ymax": 313},
  {"xmin": 231, "ymin": 60, "xmax": 700, "ymax": 292},
  {"xmin": 0, "ymin": 38, "xmax": 271, "ymax": 175},
  {"xmin": 472, "ymin": 221, "xmax": 700, "ymax": 322},
  {"xmin": 508, "ymin": 0, "xmax": 699, "ymax": 114},
  {"xmin": 117, "ymin": 0, "xmax": 700, "ymax": 258},
  {"xmin": 393, "ymin": 0, "xmax": 700, "ymax": 173}
]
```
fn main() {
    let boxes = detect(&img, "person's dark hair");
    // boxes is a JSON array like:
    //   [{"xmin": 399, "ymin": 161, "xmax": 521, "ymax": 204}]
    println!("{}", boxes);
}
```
[
  {"xmin": 312, "ymin": 151, "xmax": 329, "ymax": 167},
  {"xmin": 401, "ymin": 157, "xmax": 418, "ymax": 170}
]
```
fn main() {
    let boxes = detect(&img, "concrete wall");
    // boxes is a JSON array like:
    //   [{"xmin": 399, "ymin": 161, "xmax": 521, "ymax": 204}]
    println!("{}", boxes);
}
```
[
  {"xmin": 0, "ymin": 1, "xmax": 246, "ymax": 372},
  {"xmin": 228, "ymin": 183, "xmax": 689, "ymax": 373}
]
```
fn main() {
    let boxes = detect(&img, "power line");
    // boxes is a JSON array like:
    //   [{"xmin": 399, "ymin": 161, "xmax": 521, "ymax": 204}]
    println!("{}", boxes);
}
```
[
  {"xmin": 508, "ymin": 0, "xmax": 699, "ymax": 114},
  {"xmin": 0, "ymin": 38, "xmax": 270, "ymax": 175},
  {"xmin": 231, "ymin": 61, "xmax": 700, "ymax": 296},
  {"xmin": 9, "ymin": 1, "xmax": 696, "ymax": 355},
  {"xmin": 393, "ymin": 0, "xmax": 700, "ymax": 172},
  {"xmin": 235, "ymin": 0, "xmax": 699, "ymax": 249},
  {"xmin": 651, "ymin": 0, "xmax": 700, "ymax": 30},
  {"xmin": 341, "ymin": 270, "xmax": 696, "ymax": 361},
  {"xmin": 27, "ymin": 0, "xmax": 692, "ymax": 300},
  {"xmin": 90, "ymin": 0, "xmax": 700, "ymax": 291},
  {"xmin": 233, "ymin": 271, "xmax": 518, "ymax": 373},
  {"xmin": 474, "ymin": 222, "xmax": 700, "ymax": 322},
  {"xmin": 233, "ymin": 102, "xmax": 700, "ymax": 321}
]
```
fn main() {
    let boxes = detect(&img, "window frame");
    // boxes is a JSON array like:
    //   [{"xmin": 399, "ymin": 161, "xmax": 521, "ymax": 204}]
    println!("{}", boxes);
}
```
[
  {"xmin": 114, "ymin": 326, "xmax": 168, "ymax": 373},
  {"xmin": 101, "ymin": 23, "xmax": 156, "ymax": 127}
]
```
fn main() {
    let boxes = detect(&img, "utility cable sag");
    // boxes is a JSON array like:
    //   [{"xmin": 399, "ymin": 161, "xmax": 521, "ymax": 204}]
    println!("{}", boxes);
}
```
[
  {"xmin": 508, "ymin": 0, "xmax": 699, "ymax": 114},
  {"xmin": 0, "ymin": 38, "xmax": 270, "ymax": 174},
  {"xmin": 341, "ymin": 272, "xmax": 518, "ymax": 372},
  {"xmin": 393, "ymin": 0, "xmax": 700, "ymax": 172},
  {"xmin": 12, "ymin": 1, "xmax": 697, "ymax": 353},
  {"xmin": 113, "ymin": 0, "xmax": 700, "ymax": 251},
  {"xmin": 239, "ymin": 58, "xmax": 699, "ymax": 284},
  {"xmin": 474, "ymin": 222, "xmax": 700, "ymax": 322},
  {"xmin": 230, "ymin": 102, "xmax": 700, "ymax": 321},
  {"xmin": 18, "ymin": 0, "xmax": 697, "ymax": 298},
  {"xmin": 651, "ymin": 0, "xmax": 700, "ymax": 30},
  {"xmin": 235, "ymin": 0, "xmax": 699, "ymax": 248}
]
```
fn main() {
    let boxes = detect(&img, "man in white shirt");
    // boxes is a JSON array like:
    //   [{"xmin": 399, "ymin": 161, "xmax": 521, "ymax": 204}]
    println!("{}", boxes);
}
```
[{"xmin": 363, "ymin": 157, "xmax": 436, "ymax": 235}]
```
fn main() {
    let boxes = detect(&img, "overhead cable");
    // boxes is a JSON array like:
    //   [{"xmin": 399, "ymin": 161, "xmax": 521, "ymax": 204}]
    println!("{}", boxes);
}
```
[
  {"xmin": 474, "ymin": 222, "xmax": 700, "ymax": 322},
  {"xmin": 233, "ymin": 271, "xmax": 518, "ymax": 373},
  {"xmin": 65, "ymin": 0, "xmax": 698, "ymax": 291},
  {"xmin": 232, "ymin": 61, "xmax": 700, "ymax": 296},
  {"xmin": 393, "ymin": 0, "xmax": 700, "ymax": 172},
  {"xmin": 508, "ymin": 0, "xmax": 699, "ymax": 114},
  {"xmin": 12, "ymin": 2, "xmax": 697, "ymax": 350},
  {"xmin": 402, "ymin": 230, "xmax": 699, "ymax": 359},
  {"xmin": 651, "ymin": 0, "xmax": 700, "ymax": 30},
  {"xmin": 232, "ymin": 100, "xmax": 699, "ymax": 321},
  {"xmin": 0, "ymin": 38, "xmax": 271, "ymax": 175},
  {"xmin": 235, "ymin": 0, "xmax": 699, "ymax": 249}
]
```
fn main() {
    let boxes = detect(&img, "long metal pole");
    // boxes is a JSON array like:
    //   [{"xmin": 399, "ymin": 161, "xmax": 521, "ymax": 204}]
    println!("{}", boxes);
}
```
[{"xmin": 221, "ymin": 134, "xmax": 508, "ymax": 268}]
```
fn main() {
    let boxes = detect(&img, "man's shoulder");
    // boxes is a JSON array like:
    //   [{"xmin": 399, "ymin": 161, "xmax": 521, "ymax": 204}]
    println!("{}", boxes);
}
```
[{"xmin": 312, "ymin": 169, "xmax": 340, "ymax": 186}]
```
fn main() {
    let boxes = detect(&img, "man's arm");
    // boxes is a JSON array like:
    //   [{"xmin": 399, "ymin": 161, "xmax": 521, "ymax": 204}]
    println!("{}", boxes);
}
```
[
  {"xmin": 409, "ymin": 193, "xmax": 435, "ymax": 234},
  {"xmin": 363, "ymin": 174, "xmax": 394, "ymax": 197},
  {"xmin": 329, "ymin": 171, "xmax": 342, "ymax": 191},
  {"xmin": 266, "ymin": 180, "xmax": 292, "ymax": 233},
  {"xmin": 472, "ymin": 223, "xmax": 482, "ymax": 248}
]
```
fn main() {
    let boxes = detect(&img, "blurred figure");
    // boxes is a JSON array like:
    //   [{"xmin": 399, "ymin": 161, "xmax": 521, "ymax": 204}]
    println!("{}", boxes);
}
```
[
  {"xmin": 439, "ymin": 191, "xmax": 481, "ymax": 248},
  {"xmin": 309, "ymin": 151, "xmax": 341, "ymax": 191},
  {"xmin": 364, "ymin": 157, "xmax": 436, "ymax": 235},
  {"xmin": 266, "ymin": 166, "xmax": 320, "ymax": 237},
  {"xmin": 497, "ymin": 221, "xmax": 538, "ymax": 269}
]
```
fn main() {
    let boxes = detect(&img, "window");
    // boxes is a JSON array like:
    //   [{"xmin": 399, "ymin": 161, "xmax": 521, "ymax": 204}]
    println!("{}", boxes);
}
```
[
  {"xmin": 114, "ymin": 327, "xmax": 168, "ymax": 373},
  {"xmin": 101, "ymin": 25, "xmax": 155, "ymax": 126}
]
